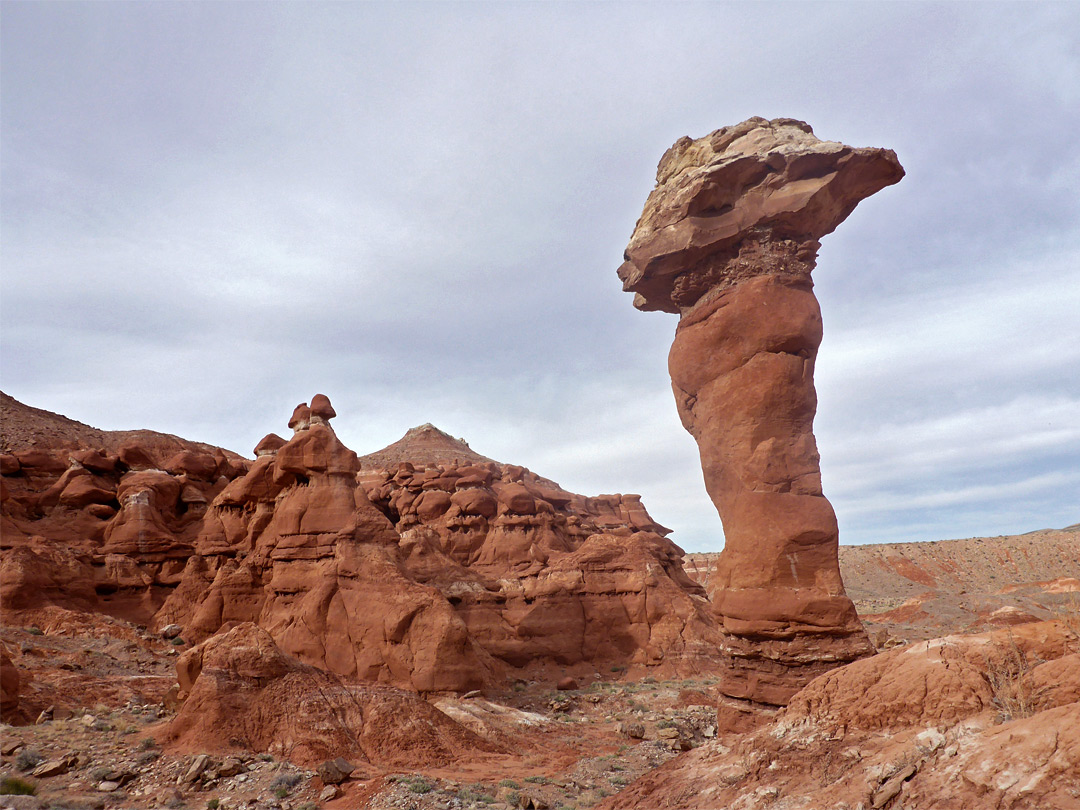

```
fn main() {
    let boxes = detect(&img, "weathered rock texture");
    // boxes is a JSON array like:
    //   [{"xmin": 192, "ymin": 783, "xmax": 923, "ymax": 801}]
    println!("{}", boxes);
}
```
[
  {"xmin": 619, "ymin": 117, "xmax": 904, "ymax": 704},
  {"xmin": 601, "ymin": 620, "xmax": 1080, "ymax": 810},
  {"xmin": 165, "ymin": 623, "xmax": 501, "ymax": 768},
  {"xmin": 2, "ymin": 392, "xmax": 723, "ymax": 700}
]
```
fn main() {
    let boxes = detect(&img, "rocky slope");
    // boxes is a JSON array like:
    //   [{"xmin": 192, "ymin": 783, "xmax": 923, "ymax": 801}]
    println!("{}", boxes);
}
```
[
  {"xmin": 617, "ymin": 117, "xmax": 903, "ymax": 705},
  {"xmin": 601, "ymin": 619, "xmax": 1080, "ymax": 810}
]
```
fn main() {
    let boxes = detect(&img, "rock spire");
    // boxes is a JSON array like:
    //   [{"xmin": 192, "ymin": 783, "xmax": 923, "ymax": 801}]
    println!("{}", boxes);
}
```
[{"xmin": 619, "ymin": 117, "xmax": 904, "ymax": 704}]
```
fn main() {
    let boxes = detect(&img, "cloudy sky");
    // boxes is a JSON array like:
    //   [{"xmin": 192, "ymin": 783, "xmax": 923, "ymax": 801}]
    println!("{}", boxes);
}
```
[{"xmin": 3, "ymin": 2, "xmax": 1078, "ymax": 551}]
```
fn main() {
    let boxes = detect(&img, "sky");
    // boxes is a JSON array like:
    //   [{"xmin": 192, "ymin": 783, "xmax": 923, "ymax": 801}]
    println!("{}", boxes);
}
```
[{"xmin": 2, "ymin": 2, "xmax": 1078, "ymax": 551}]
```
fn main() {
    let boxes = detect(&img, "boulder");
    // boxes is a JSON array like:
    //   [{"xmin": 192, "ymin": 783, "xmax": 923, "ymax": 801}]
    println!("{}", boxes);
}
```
[
  {"xmin": 0, "ymin": 454, "xmax": 20, "ymax": 475},
  {"xmin": 164, "ymin": 623, "xmax": 501, "ymax": 768},
  {"xmin": 316, "ymin": 756, "xmax": 355, "ymax": 784},
  {"xmin": 288, "ymin": 403, "xmax": 311, "ymax": 432}
]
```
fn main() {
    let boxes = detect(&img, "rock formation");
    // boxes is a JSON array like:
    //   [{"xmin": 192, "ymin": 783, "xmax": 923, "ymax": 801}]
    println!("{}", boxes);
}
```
[
  {"xmin": 358, "ymin": 428, "xmax": 722, "ymax": 678},
  {"xmin": 600, "ymin": 620, "xmax": 1080, "ymax": 810},
  {"xmin": 2, "ymin": 391, "xmax": 723, "ymax": 697},
  {"xmin": 165, "ymin": 623, "xmax": 500, "ymax": 768},
  {"xmin": 618, "ymin": 117, "xmax": 904, "ymax": 704}
]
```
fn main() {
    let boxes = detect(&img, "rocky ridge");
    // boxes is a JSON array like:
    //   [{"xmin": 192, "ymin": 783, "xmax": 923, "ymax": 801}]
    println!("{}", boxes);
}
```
[{"xmin": 1, "ymin": 391, "xmax": 722, "ymax": 706}]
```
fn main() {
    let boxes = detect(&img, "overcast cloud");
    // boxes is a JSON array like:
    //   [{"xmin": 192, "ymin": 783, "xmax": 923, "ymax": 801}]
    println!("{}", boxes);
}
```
[{"xmin": 3, "ymin": 2, "xmax": 1078, "ymax": 550}]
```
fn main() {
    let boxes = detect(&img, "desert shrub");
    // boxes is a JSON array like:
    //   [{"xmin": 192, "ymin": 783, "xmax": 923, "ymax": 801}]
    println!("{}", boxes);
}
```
[
  {"xmin": 402, "ymin": 775, "xmax": 433, "ymax": 794},
  {"xmin": 137, "ymin": 750, "xmax": 160, "ymax": 765},
  {"xmin": 206, "ymin": 800, "xmax": 220, "ymax": 810},
  {"xmin": 25, "ymin": 626, "xmax": 43, "ymax": 636},
  {"xmin": 14, "ymin": 749, "xmax": 43, "ymax": 771},
  {"xmin": 0, "ymin": 776, "xmax": 38, "ymax": 795},
  {"xmin": 270, "ymin": 772, "xmax": 302, "ymax": 790},
  {"xmin": 983, "ymin": 633, "xmax": 1040, "ymax": 722},
  {"xmin": 457, "ymin": 786, "xmax": 494, "ymax": 803},
  {"xmin": 171, "ymin": 637, "xmax": 186, "ymax": 646},
  {"xmin": 274, "ymin": 787, "xmax": 289, "ymax": 799},
  {"xmin": 499, "ymin": 779, "xmax": 521, "ymax": 789},
  {"xmin": 610, "ymin": 775, "xmax": 629, "ymax": 786},
  {"xmin": 90, "ymin": 766, "xmax": 112, "ymax": 781},
  {"xmin": 139, "ymin": 737, "xmax": 157, "ymax": 750},
  {"xmin": 657, "ymin": 718, "xmax": 676, "ymax": 729},
  {"xmin": 523, "ymin": 775, "xmax": 550, "ymax": 784}
]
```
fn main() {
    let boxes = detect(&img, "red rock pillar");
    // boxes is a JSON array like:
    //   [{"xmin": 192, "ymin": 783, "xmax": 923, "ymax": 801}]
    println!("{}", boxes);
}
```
[{"xmin": 618, "ymin": 117, "xmax": 904, "ymax": 704}]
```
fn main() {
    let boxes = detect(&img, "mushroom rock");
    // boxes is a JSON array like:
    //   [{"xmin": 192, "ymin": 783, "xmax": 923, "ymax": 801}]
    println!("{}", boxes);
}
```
[
  {"xmin": 101, "ymin": 471, "xmax": 191, "ymax": 559},
  {"xmin": 288, "ymin": 403, "xmax": 311, "ymax": 433},
  {"xmin": 309, "ymin": 393, "xmax": 337, "ymax": 423},
  {"xmin": 163, "ymin": 450, "xmax": 219, "ymax": 481},
  {"xmin": 618, "ymin": 117, "xmax": 903, "ymax": 705},
  {"xmin": 117, "ymin": 443, "xmax": 159, "ymax": 471},
  {"xmin": 253, "ymin": 433, "xmax": 286, "ymax": 456}
]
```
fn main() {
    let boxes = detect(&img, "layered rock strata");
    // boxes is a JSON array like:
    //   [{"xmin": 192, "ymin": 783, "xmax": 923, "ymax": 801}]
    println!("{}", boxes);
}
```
[
  {"xmin": 359, "ymin": 438, "xmax": 720, "ymax": 676},
  {"xmin": 618, "ymin": 117, "xmax": 904, "ymax": 704},
  {"xmin": 2, "ymin": 392, "xmax": 724, "ymax": 696}
]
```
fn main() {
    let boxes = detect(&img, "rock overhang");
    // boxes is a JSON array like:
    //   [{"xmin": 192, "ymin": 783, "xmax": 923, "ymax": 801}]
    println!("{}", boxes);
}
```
[{"xmin": 618, "ymin": 116, "xmax": 904, "ymax": 314}]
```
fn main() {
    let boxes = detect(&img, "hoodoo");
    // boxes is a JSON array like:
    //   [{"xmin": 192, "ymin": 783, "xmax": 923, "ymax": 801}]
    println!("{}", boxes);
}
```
[{"xmin": 618, "ymin": 117, "xmax": 904, "ymax": 705}]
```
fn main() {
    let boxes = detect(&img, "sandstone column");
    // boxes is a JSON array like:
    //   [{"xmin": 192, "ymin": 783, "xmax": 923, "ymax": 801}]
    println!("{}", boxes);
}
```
[{"xmin": 618, "ymin": 117, "xmax": 903, "ymax": 705}]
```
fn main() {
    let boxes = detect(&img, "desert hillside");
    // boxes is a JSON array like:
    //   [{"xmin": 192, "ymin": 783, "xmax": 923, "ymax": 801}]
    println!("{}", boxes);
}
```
[{"xmin": 686, "ymin": 526, "xmax": 1080, "ymax": 643}]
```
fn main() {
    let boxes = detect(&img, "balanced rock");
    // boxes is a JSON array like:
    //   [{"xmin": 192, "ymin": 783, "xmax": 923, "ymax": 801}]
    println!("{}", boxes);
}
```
[
  {"xmin": 288, "ymin": 403, "xmax": 311, "ymax": 432},
  {"xmin": 309, "ymin": 393, "xmax": 337, "ymax": 422},
  {"xmin": 254, "ymin": 433, "xmax": 286, "ymax": 456},
  {"xmin": 618, "ymin": 117, "xmax": 903, "ymax": 704}
]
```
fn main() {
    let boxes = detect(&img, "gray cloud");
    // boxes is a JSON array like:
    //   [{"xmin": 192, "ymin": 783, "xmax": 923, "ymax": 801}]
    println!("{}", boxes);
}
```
[{"xmin": 3, "ymin": 2, "xmax": 1078, "ymax": 550}]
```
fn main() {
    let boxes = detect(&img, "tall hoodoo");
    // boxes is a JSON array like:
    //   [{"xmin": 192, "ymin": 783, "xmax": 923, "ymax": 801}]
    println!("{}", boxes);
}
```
[{"xmin": 619, "ymin": 117, "xmax": 904, "ymax": 705}]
